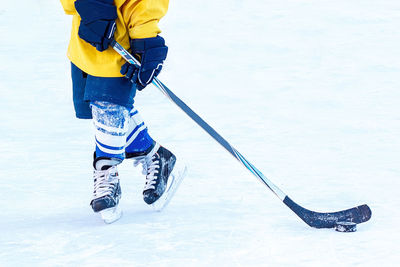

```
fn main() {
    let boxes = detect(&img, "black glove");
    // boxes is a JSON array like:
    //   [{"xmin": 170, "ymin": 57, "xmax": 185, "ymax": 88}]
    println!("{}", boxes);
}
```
[
  {"xmin": 75, "ymin": 0, "xmax": 117, "ymax": 51},
  {"xmin": 120, "ymin": 36, "xmax": 168, "ymax": 90}
]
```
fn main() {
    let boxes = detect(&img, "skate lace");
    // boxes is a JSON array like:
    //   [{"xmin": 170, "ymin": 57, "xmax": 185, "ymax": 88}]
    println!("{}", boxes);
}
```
[
  {"xmin": 134, "ymin": 154, "xmax": 160, "ymax": 191},
  {"xmin": 93, "ymin": 166, "xmax": 119, "ymax": 199}
]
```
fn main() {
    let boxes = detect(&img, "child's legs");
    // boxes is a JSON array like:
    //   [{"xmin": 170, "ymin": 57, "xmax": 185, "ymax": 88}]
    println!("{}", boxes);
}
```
[
  {"xmin": 70, "ymin": 63, "xmax": 154, "ymax": 160},
  {"xmin": 76, "ymin": 65, "xmax": 137, "ymax": 160}
]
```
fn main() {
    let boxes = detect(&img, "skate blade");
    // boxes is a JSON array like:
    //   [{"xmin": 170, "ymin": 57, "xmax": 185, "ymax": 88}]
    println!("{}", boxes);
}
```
[
  {"xmin": 151, "ymin": 160, "xmax": 187, "ymax": 212},
  {"xmin": 99, "ymin": 205, "xmax": 122, "ymax": 224}
]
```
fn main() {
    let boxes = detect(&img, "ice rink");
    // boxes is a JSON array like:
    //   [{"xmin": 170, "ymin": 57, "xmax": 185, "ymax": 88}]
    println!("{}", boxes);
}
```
[{"xmin": 0, "ymin": 0, "xmax": 399, "ymax": 266}]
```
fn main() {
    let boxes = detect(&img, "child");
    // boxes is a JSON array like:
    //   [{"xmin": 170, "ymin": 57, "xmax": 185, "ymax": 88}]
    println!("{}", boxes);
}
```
[{"xmin": 60, "ymin": 0, "xmax": 185, "ymax": 223}]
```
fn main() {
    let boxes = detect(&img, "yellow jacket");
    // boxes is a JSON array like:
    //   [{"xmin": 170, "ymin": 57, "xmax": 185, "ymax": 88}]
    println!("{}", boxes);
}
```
[{"xmin": 60, "ymin": 0, "xmax": 169, "ymax": 77}]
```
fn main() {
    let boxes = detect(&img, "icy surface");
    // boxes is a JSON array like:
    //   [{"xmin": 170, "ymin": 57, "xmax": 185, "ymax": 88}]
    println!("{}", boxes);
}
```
[{"xmin": 1, "ymin": 0, "xmax": 399, "ymax": 266}]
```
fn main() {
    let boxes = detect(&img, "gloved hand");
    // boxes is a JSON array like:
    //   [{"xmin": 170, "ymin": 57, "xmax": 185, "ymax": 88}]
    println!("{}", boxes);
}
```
[
  {"xmin": 75, "ymin": 0, "xmax": 117, "ymax": 52},
  {"xmin": 120, "ymin": 36, "xmax": 168, "ymax": 90}
]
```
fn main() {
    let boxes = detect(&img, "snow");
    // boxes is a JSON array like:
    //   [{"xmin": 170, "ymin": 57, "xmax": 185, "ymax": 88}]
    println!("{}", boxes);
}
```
[{"xmin": 1, "ymin": 0, "xmax": 400, "ymax": 266}]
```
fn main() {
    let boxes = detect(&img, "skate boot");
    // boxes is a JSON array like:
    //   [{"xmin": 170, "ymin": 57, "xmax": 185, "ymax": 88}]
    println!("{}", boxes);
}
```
[
  {"xmin": 131, "ymin": 143, "xmax": 187, "ymax": 211},
  {"xmin": 90, "ymin": 157, "xmax": 122, "ymax": 223}
]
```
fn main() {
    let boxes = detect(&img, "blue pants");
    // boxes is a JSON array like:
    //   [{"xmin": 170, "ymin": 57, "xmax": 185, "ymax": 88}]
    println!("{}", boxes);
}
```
[{"xmin": 71, "ymin": 63, "xmax": 137, "ymax": 119}]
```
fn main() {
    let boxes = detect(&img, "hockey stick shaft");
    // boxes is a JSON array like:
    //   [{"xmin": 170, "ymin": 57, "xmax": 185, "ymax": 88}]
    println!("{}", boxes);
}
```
[
  {"xmin": 111, "ymin": 40, "xmax": 371, "ymax": 228},
  {"xmin": 110, "ymin": 40, "xmax": 286, "ymax": 201}
]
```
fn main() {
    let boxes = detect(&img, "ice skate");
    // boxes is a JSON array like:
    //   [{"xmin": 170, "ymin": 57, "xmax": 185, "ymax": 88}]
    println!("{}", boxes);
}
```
[
  {"xmin": 90, "ymin": 157, "xmax": 122, "ymax": 224},
  {"xmin": 133, "ymin": 143, "xmax": 187, "ymax": 211}
]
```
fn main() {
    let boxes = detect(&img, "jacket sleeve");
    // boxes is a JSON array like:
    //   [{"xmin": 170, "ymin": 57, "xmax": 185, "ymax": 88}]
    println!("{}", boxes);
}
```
[
  {"xmin": 60, "ymin": 0, "xmax": 77, "ymax": 15},
  {"xmin": 121, "ymin": 0, "xmax": 169, "ymax": 39}
]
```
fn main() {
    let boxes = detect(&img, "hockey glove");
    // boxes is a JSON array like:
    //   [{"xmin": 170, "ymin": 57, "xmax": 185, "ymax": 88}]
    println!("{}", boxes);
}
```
[
  {"xmin": 75, "ymin": 0, "xmax": 117, "ymax": 52},
  {"xmin": 120, "ymin": 36, "xmax": 168, "ymax": 91}
]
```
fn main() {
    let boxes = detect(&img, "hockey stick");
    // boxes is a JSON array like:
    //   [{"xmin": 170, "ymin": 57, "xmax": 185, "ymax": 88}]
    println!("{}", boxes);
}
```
[{"xmin": 111, "ymin": 40, "xmax": 371, "ymax": 228}]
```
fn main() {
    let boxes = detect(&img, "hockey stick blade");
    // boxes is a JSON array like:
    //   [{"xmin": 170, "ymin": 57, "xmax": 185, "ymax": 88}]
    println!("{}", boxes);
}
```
[
  {"xmin": 110, "ymin": 40, "xmax": 372, "ymax": 229},
  {"xmin": 284, "ymin": 196, "xmax": 372, "ymax": 228}
]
